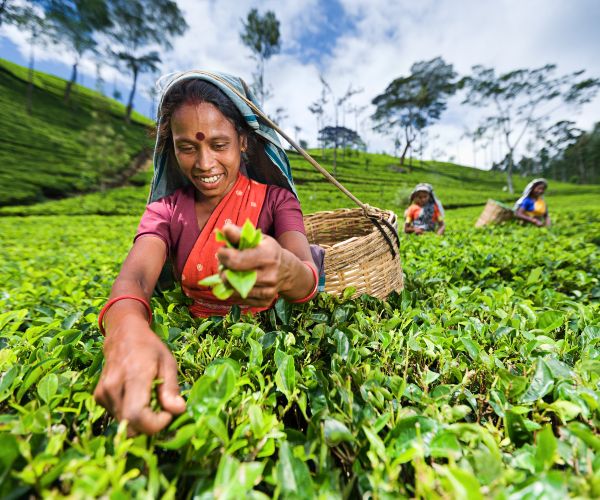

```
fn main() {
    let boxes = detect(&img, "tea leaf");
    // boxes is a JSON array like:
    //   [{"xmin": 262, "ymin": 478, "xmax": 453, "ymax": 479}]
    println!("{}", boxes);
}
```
[{"xmin": 225, "ymin": 269, "xmax": 257, "ymax": 299}]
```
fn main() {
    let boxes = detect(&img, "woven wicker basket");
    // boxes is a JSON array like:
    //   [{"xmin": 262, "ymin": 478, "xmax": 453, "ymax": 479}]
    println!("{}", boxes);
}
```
[
  {"xmin": 304, "ymin": 207, "xmax": 403, "ymax": 299},
  {"xmin": 475, "ymin": 199, "xmax": 514, "ymax": 227}
]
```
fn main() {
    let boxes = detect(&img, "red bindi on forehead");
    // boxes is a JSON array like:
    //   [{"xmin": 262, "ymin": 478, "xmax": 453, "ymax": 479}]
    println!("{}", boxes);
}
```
[{"xmin": 195, "ymin": 131, "xmax": 205, "ymax": 141}]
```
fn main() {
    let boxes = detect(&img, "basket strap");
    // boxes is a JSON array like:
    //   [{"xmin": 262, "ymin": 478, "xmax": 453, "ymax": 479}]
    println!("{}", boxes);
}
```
[
  {"xmin": 194, "ymin": 71, "xmax": 402, "ymax": 258},
  {"xmin": 366, "ymin": 213, "xmax": 401, "ymax": 258},
  {"xmin": 193, "ymin": 71, "xmax": 370, "ymax": 212}
]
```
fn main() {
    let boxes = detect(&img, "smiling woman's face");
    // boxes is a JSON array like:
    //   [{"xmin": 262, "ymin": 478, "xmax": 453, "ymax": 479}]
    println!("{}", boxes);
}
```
[
  {"xmin": 171, "ymin": 101, "xmax": 246, "ymax": 202},
  {"xmin": 531, "ymin": 183, "xmax": 546, "ymax": 197}
]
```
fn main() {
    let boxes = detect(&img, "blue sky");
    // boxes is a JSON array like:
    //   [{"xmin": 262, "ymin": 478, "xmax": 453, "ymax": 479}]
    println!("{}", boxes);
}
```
[{"xmin": 1, "ymin": 0, "xmax": 599, "ymax": 167}]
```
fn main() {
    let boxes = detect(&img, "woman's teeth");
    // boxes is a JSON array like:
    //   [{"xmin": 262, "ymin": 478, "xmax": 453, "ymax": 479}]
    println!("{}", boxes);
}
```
[{"xmin": 198, "ymin": 174, "xmax": 221, "ymax": 183}]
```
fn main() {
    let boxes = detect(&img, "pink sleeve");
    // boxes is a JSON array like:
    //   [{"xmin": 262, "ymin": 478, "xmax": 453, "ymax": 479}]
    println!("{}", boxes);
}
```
[
  {"xmin": 258, "ymin": 186, "xmax": 306, "ymax": 239},
  {"xmin": 134, "ymin": 196, "xmax": 175, "ymax": 254}
]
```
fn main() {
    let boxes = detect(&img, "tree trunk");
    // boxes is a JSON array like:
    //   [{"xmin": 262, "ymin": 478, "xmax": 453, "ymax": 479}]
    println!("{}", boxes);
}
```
[
  {"xmin": 125, "ymin": 67, "xmax": 138, "ymax": 123},
  {"xmin": 64, "ymin": 61, "xmax": 78, "ymax": 103},
  {"xmin": 258, "ymin": 57, "xmax": 265, "ymax": 107},
  {"xmin": 333, "ymin": 141, "xmax": 337, "ymax": 177},
  {"xmin": 399, "ymin": 141, "xmax": 410, "ymax": 166},
  {"xmin": 506, "ymin": 150, "xmax": 515, "ymax": 194},
  {"xmin": 578, "ymin": 149, "xmax": 585, "ymax": 184}
]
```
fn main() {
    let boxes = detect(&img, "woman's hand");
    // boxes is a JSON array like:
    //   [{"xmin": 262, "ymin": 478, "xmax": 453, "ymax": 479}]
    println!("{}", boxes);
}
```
[
  {"xmin": 217, "ymin": 224, "xmax": 315, "ymax": 307},
  {"xmin": 404, "ymin": 224, "xmax": 424, "ymax": 235},
  {"xmin": 94, "ymin": 319, "xmax": 186, "ymax": 436}
]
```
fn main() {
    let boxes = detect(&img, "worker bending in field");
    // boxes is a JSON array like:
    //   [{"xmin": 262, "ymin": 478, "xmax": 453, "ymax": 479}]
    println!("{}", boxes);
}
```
[
  {"xmin": 513, "ymin": 178, "xmax": 551, "ymax": 227},
  {"xmin": 94, "ymin": 71, "xmax": 322, "ymax": 436},
  {"xmin": 404, "ymin": 183, "xmax": 445, "ymax": 235}
]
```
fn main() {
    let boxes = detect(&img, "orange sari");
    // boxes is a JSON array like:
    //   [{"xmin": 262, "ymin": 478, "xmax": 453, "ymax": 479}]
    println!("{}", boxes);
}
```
[{"xmin": 181, "ymin": 174, "xmax": 267, "ymax": 317}]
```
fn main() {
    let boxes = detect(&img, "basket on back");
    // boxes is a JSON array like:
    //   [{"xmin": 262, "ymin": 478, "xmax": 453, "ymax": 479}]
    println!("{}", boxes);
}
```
[
  {"xmin": 304, "ymin": 207, "xmax": 403, "ymax": 299},
  {"xmin": 475, "ymin": 199, "xmax": 514, "ymax": 227}
]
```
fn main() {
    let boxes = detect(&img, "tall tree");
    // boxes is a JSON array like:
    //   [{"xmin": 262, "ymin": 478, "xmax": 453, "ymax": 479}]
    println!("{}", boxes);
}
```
[
  {"xmin": 106, "ymin": 0, "xmax": 187, "ymax": 121},
  {"xmin": 36, "ymin": 0, "xmax": 112, "ymax": 103},
  {"xmin": 319, "ymin": 75, "xmax": 362, "ymax": 176},
  {"xmin": 372, "ymin": 57, "xmax": 456, "ymax": 171},
  {"xmin": 240, "ymin": 8, "xmax": 280, "ymax": 107},
  {"xmin": 11, "ymin": 5, "xmax": 57, "ymax": 114},
  {"xmin": 318, "ymin": 126, "xmax": 365, "ymax": 156},
  {"xmin": 461, "ymin": 64, "xmax": 599, "ymax": 193},
  {"xmin": 541, "ymin": 120, "xmax": 590, "ymax": 183},
  {"xmin": 308, "ymin": 79, "xmax": 328, "ymax": 157}
]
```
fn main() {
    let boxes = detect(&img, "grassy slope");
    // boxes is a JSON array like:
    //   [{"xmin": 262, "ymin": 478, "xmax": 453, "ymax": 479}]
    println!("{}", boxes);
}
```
[
  {"xmin": 288, "ymin": 150, "xmax": 600, "ymax": 213},
  {"xmin": 0, "ymin": 58, "xmax": 154, "ymax": 205},
  {"xmin": 2, "ymin": 147, "xmax": 599, "ymax": 218},
  {"xmin": 0, "ymin": 55, "xmax": 597, "ymax": 215}
]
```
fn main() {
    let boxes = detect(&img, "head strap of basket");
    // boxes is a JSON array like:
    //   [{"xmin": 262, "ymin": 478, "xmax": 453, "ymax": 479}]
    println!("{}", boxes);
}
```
[{"xmin": 513, "ymin": 178, "xmax": 548, "ymax": 210}]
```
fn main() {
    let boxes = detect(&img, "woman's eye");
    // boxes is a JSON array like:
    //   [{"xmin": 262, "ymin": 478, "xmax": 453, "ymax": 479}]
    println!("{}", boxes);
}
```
[
  {"xmin": 178, "ymin": 146, "xmax": 194, "ymax": 153},
  {"xmin": 213, "ymin": 143, "xmax": 227, "ymax": 150}
]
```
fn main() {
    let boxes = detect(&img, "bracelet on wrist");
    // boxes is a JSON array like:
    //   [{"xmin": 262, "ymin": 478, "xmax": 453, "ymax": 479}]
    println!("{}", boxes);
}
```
[
  {"xmin": 289, "ymin": 261, "xmax": 318, "ymax": 304},
  {"xmin": 98, "ymin": 295, "xmax": 152, "ymax": 336}
]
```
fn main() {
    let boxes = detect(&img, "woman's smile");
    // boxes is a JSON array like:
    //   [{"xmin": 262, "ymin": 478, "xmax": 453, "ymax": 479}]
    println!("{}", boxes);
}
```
[{"xmin": 193, "ymin": 172, "xmax": 224, "ymax": 185}]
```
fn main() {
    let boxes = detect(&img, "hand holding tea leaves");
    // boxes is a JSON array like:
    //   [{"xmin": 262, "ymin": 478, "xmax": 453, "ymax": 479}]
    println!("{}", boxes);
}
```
[{"xmin": 199, "ymin": 220, "xmax": 263, "ymax": 299}]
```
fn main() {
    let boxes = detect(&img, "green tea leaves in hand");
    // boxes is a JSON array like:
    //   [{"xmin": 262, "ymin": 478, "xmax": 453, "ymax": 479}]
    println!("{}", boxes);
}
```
[{"xmin": 199, "ymin": 220, "xmax": 262, "ymax": 299}]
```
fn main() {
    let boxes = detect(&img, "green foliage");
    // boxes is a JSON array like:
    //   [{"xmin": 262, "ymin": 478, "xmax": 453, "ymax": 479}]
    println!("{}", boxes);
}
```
[
  {"xmin": 0, "ymin": 58, "xmax": 152, "ymax": 205},
  {"xmin": 460, "ymin": 64, "xmax": 600, "ymax": 192},
  {"xmin": 5, "ymin": 147, "xmax": 599, "ymax": 218},
  {"xmin": 240, "ymin": 8, "xmax": 281, "ymax": 60},
  {"xmin": 543, "ymin": 121, "xmax": 600, "ymax": 184},
  {"xmin": 372, "ymin": 57, "xmax": 457, "ymax": 165},
  {"xmin": 240, "ymin": 8, "xmax": 281, "ymax": 105},
  {"xmin": 105, "ymin": 0, "xmax": 187, "ymax": 118},
  {"xmin": 0, "ymin": 196, "xmax": 599, "ymax": 497}
]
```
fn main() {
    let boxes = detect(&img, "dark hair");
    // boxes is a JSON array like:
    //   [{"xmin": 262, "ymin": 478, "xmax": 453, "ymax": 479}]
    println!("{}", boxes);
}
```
[{"xmin": 156, "ymin": 79, "xmax": 255, "ymax": 161}]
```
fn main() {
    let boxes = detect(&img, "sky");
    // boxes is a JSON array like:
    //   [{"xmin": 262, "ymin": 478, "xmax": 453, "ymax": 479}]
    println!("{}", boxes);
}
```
[{"xmin": 2, "ymin": 0, "xmax": 599, "ymax": 168}]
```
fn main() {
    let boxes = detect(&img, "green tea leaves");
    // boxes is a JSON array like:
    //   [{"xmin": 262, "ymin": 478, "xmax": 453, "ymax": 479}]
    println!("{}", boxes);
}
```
[
  {"xmin": 37, "ymin": 373, "xmax": 58, "ymax": 404},
  {"xmin": 225, "ymin": 269, "xmax": 257, "ymax": 299}
]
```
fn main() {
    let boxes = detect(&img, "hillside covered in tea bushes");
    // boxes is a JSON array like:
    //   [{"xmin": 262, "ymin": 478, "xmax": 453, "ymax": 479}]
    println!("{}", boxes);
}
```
[
  {"xmin": 0, "ymin": 58, "xmax": 153, "ymax": 206},
  {"xmin": 3, "ymin": 59, "xmax": 600, "ymax": 218}
]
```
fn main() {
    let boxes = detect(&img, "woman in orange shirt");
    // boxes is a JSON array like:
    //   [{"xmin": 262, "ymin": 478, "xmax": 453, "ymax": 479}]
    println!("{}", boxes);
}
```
[{"xmin": 404, "ymin": 183, "xmax": 445, "ymax": 235}]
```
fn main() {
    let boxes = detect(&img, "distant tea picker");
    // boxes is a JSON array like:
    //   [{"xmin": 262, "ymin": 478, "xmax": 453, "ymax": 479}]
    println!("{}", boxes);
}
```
[
  {"xmin": 513, "ymin": 178, "xmax": 551, "ymax": 227},
  {"xmin": 404, "ymin": 183, "xmax": 446, "ymax": 235},
  {"xmin": 475, "ymin": 178, "xmax": 551, "ymax": 227}
]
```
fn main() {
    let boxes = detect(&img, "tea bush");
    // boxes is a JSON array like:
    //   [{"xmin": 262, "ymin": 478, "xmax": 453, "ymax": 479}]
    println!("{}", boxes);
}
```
[{"xmin": 0, "ymin": 202, "xmax": 599, "ymax": 497}]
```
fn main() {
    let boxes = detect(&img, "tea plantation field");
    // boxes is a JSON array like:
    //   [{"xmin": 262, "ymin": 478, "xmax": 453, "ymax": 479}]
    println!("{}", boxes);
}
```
[
  {"xmin": 0, "ymin": 58, "xmax": 153, "ymax": 206},
  {"xmin": 1, "ymin": 192, "xmax": 599, "ymax": 498}
]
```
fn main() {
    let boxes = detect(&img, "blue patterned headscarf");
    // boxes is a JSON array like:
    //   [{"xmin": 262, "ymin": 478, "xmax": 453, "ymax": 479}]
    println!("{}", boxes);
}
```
[{"xmin": 148, "ymin": 70, "xmax": 296, "ymax": 203}]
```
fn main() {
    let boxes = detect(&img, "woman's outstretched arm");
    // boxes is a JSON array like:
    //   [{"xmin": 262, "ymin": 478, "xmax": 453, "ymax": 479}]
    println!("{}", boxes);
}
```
[
  {"xmin": 514, "ymin": 207, "xmax": 543, "ymax": 226},
  {"xmin": 94, "ymin": 236, "xmax": 186, "ymax": 435}
]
